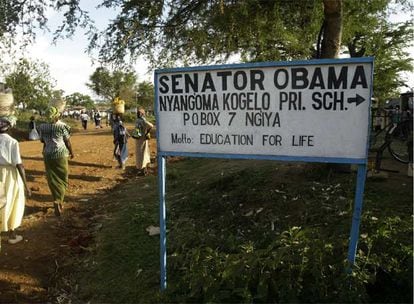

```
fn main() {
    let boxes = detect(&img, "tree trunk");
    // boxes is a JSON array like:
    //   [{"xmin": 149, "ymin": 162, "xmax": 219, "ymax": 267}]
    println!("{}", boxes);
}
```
[
  {"xmin": 321, "ymin": 0, "xmax": 351, "ymax": 172},
  {"xmin": 321, "ymin": 0, "xmax": 342, "ymax": 59}
]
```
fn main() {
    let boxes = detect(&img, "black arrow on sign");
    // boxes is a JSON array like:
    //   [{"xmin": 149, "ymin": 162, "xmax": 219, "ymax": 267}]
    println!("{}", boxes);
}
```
[{"xmin": 347, "ymin": 94, "xmax": 365, "ymax": 106}]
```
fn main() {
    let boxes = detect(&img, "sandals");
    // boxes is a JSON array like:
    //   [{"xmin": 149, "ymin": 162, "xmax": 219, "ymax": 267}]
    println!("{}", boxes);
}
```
[
  {"xmin": 8, "ymin": 234, "xmax": 23, "ymax": 244},
  {"xmin": 54, "ymin": 202, "xmax": 63, "ymax": 217}
]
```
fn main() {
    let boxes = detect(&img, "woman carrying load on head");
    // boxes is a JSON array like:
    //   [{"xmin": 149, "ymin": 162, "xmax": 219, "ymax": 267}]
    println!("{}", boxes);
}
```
[
  {"xmin": 38, "ymin": 106, "xmax": 74, "ymax": 216},
  {"xmin": 0, "ymin": 115, "xmax": 31, "ymax": 246},
  {"xmin": 112, "ymin": 113, "xmax": 129, "ymax": 169},
  {"xmin": 134, "ymin": 107, "xmax": 153, "ymax": 176}
]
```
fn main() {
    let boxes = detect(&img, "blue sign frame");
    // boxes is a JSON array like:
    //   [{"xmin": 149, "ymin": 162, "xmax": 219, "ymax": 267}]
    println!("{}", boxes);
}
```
[{"xmin": 155, "ymin": 57, "xmax": 374, "ymax": 290}]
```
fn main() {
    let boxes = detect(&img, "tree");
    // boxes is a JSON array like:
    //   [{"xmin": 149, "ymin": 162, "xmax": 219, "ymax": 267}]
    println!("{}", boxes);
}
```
[
  {"xmin": 5, "ymin": 58, "xmax": 55, "ymax": 111},
  {"xmin": 136, "ymin": 81, "xmax": 154, "ymax": 110},
  {"xmin": 341, "ymin": 0, "xmax": 413, "ymax": 101},
  {"xmin": 320, "ymin": 0, "xmax": 343, "ymax": 58},
  {"xmin": 86, "ymin": 67, "xmax": 138, "ymax": 109},
  {"xmin": 85, "ymin": 0, "xmax": 414, "ymax": 97},
  {"xmin": 65, "ymin": 92, "xmax": 95, "ymax": 109},
  {"xmin": 0, "ymin": 0, "xmax": 94, "ymax": 64},
  {"xmin": 91, "ymin": 0, "xmax": 323, "ymax": 66},
  {"xmin": 0, "ymin": 1, "xmax": 412, "ymax": 99},
  {"xmin": 91, "ymin": 0, "xmax": 410, "ymax": 98}
]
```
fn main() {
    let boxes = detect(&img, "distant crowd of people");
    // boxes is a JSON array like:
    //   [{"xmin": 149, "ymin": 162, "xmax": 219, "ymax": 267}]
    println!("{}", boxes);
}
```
[{"xmin": 0, "ymin": 91, "xmax": 153, "ymax": 248}]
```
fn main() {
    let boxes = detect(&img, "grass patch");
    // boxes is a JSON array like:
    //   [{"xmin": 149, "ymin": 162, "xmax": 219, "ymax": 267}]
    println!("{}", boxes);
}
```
[
  {"xmin": 78, "ymin": 176, "xmax": 161, "ymax": 303},
  {"xmin": 77, "ymin": 158, "xmax": 413, "ymax": 303}
]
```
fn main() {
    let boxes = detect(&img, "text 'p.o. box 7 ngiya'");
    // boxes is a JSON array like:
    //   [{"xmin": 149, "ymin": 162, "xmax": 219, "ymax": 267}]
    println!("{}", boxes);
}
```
[{"xmin": 155, "ymin": 57, "xmax": 374, "ymax": 290}]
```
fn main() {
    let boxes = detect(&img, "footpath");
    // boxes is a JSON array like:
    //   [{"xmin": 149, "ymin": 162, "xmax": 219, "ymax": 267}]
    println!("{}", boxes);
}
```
[{"xmin": 0, "ymin": 125, "xmax": 154, "ymax": 303}]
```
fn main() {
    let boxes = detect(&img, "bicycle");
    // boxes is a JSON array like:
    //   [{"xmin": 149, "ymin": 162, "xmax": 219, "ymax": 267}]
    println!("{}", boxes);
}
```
[{"xmin": 369, "ymin": 110, "xmax": 412, "ymax": 171}]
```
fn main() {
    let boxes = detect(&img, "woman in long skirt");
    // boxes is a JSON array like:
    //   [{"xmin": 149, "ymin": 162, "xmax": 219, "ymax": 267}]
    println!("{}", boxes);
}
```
[
  {"xmin": 0, "ymin": 116, "xmax": 31, "ymax": 246},
  {"xmin": 38, "ymin": 106, "xmax": 74, "ymax": 216},
  {"xmin": 134, "ymin": 108, "xmax": 153, "ymax": 175},
  {"xmin": 112, "ymin": 114, "xmax": 129, "ymax": 169}
]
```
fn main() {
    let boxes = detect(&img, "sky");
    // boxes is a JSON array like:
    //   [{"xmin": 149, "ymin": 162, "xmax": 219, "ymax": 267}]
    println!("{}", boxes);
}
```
[
  {"xmin": 16, "ymin": 1, "xmax": 151, "ymax": 97},
  {"xmin": 5, "ymin": 2, "xmax": 414, "ymax": 98}
]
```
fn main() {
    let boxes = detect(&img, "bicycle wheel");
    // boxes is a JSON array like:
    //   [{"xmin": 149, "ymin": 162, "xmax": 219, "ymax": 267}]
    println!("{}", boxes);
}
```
[{"xmin": 388, "ymin": 120, "xmax": 412, "ymax": 164}]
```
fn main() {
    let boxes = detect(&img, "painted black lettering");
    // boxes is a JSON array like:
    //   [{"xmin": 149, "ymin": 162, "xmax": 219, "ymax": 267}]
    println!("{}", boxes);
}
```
[
  {"xmin": 328, "ymin": 66, "xmax": 347, "ymax": 89},
  {"xmin": 159, "ymin": 75, "xmax": 169, "ymax": 94},
  {"xmin": 312, "ymin": 92, "xmax": 322, "ymax": 110},
  {"xmin": 223, "ymin": 93, "xmax": 230, "ymax": 110},
  {"xmin": 171, "ymin": 74, "xmax": 183, "ymax": 93},
  {"xmin": 351, "ymin": 65, "xmax": 368, "ymax": 89},
  {"xmin": 184, "ymin": 73, "xmax": 198, "ymax": 93},
  {"xmin": 274, "ymin": 69, "xmax": 289, "ymax": 89},
  {"xmin": 217, "ymin": 71, "xmax": 232, "ymax": 91},
  {"xmin": 292, "ymin": 68, "xmax": 309, "ymax": 89},
  {"xmin": 309, "ymin": 67, "xmax": 325, "ymax": 89},
  {"xmin": 250, "ymin": 70, "xmax": 265, "ymax": 90},
  {"xmin": 159, "ymin": 96, "xmax": 166, "ymax": 111},
  {"xmin": 234, "ymin": 71, "xmax": 248, "ymax": 90},
  {"xmin": 202, "ymin": 73, "xmax": 216, "ymax": 92}
]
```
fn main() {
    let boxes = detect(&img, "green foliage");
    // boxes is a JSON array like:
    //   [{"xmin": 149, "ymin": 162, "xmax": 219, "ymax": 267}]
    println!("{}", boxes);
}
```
[
  {"xmin": 120, "ymin": 111, "xmax": 136, "ymax": 123},
  {"xmin": 0, "ymin": 0, "xmax": 93, "ymax": 63},
  {"xmin": 1, "ymin": 1, "xmax": 413, "ymax": 99},
  {"xmin": 77, "ymin": 180, "xmax": 161, "ymax": 303},
  {"xmin": 65, "ymin": 92, "xmax": 95, "ymax": 109},
  {"xmin": 91, "ymin": 0, "xmax": 323, "ymax": 67},
  {"xmin": 165, "ymin": 229, "xmax": 370, "ymax": 303},
  {"xmin": 136, "ymin": 81, "xmax": 154, "ymax": 110},
  {"xmin": 161, "ymin": 160, "xmax": 412, "ymax": 303},
  {"xmin": 77, "ymin": 158, "xmax": 412, "ymax": 303},
  {"xmin": 89, "ymin": 0, "xmax": 414, "ymax": 96},
  {"xmin": 0, "ymin": 1, "xmax": 47, "ymax": 51},
  {"xmin": 5, "ymin": 58, "xmax": 55, "ymax": 111},
  {"xmin": 86, "ymin": 67, "xmax": 138, "ymax": 109},
  {"xmin": 342, "ymin": 0, "xmax": 413, "ymax": 100}
]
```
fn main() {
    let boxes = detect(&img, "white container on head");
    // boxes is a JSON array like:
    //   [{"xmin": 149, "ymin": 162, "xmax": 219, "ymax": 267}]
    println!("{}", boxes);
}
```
[{"xmin": 0, "ymin": 93, "xmax": 14, "ymax": 116}]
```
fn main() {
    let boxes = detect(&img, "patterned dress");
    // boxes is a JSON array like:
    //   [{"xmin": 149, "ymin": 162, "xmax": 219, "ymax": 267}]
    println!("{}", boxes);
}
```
[{"xmin": 38, "ymin": 121, "xmax": 71, "ymax": 203}]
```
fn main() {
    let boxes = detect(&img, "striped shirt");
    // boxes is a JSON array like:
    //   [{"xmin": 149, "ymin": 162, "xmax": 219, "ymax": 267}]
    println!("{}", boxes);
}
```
[{"xmin": 38, "ymin": 121, "xmax": 71, "ymax": 159}]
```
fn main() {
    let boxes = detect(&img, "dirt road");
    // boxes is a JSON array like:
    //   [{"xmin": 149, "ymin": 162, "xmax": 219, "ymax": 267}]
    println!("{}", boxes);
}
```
[{"xmin": 0, "ymin": 124, "xmax": 156, "ymax": 303}]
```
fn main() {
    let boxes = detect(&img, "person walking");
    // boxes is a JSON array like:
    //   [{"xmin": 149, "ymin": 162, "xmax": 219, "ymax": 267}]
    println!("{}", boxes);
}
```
[
  {"xmin": 0, "ymin": 116, "xmax": 31, "ymax": 246},
  {"xmin": 112, "ymin": 114, "xmax": 129, "ymax": 169},
  {"xmin": 94, "ymin": 111, "xmax": 102, "ymax": 129},
  {"xmin": 134, "ymin": 108, "xmax": 153, "ymax": 176},
  {"xmin": 38, "ymin": 106, "xmax": 74, "ymax": 216},
  {"xmin": 80, "ymin": 111, "xmax": 89, "ymax": 130},
  {"xmin": 28, "ymin": 116, "xmax": 40, "ymax": 140}
]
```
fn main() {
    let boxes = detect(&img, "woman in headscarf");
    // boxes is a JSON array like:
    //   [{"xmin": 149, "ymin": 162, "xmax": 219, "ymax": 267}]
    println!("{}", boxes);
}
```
[
  {"xmin": 0, "ymin": 116, "xmax": 31, "ymax": 246},
  {"xmin": 112, "ymin": 114, "xmax": 129, "ymax": 169},
  {"xmin": 38, "ymin": 106, "xmax": 74, "ymax": 216},
  {"xmin": 134, "ymin": 108, "xmax": 153, "ymax": 176}
]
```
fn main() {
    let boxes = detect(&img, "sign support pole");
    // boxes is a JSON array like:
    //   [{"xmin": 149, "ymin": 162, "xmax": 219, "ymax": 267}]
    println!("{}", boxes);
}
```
[
  {"xmin": 347, "ymin": 164, "xmax": 367, "ymax": 266},
  {"xmin": 158, "ymin": 155, "xmax": 167, "ymax": 290}
]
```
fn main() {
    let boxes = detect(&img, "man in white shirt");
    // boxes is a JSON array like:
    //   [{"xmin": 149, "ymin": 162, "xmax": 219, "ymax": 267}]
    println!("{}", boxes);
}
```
[{"xmin": 80, "ymin": 111, "xmax": 89, "ymax": 130}]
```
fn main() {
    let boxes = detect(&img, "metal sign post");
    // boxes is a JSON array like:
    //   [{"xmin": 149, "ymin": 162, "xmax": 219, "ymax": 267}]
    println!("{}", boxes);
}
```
[
  {"xmin": 158, "ymin": 155, "xmax": 167, "ymax": 290},
  {"xmin": 347, "ymin": 163, "xmax": 368, "ymax": 265},
  {"xmin": 155, "ymin": 57, "xmax": 374, "ymax": 290}
]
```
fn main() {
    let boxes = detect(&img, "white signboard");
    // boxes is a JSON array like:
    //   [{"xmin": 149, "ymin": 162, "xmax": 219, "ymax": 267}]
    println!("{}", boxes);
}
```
[{"xmin": 155, "ymin": 58, "xmax": 373, "ymax": 162}]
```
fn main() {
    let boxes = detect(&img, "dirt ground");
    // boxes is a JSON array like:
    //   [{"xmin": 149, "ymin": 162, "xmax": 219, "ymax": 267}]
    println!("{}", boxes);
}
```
[{"xmin": 0, "ymin": 122, "xmax": 157, "ymax": 303}]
